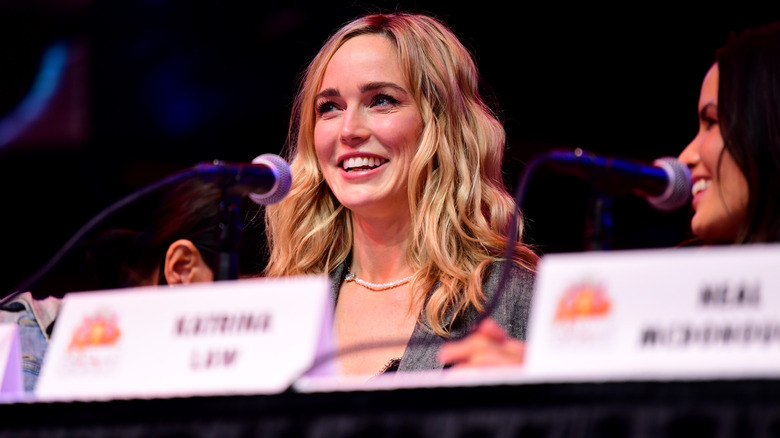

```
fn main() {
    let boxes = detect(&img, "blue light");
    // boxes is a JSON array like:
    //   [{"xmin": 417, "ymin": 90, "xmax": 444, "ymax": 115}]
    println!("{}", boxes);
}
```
[{"xmin": 0, "ymin": 40, "xmax": 69, "ymax": 148}]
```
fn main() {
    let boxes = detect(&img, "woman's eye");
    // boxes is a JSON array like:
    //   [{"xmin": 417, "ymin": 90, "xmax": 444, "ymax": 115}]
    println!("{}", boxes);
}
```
[
  {"xmin": 700, "ymin": 105, "xmax": 718, "ymax": 130},
  {"xmin": 316, "ymin": 101, "xmax": 338, "ymax": 115},
  {"xmin": 372, "ymin": 94, "xmax": 398, "ymax": 107}
]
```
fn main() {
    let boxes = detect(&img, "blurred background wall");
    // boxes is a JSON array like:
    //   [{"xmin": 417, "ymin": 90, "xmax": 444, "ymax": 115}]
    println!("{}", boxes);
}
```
[{"xmin": 1, "ymin": 0, "xmax": 778, "ymax": 295}]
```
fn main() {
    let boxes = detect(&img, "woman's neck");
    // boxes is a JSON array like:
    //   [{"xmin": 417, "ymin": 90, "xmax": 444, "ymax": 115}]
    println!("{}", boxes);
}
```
[{"xmin": 348, "ymin": 212, "xmax": 413, "ymax": 284}]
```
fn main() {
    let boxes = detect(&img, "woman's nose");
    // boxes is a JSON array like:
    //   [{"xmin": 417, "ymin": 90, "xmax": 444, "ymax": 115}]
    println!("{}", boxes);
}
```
[
  {"xmin": 678, "ymin": 135, "xmax": 701, "ymax": 169},
  {"xmin": 339, "ymin": 108, "xmax": 369, "ymax": 146}
]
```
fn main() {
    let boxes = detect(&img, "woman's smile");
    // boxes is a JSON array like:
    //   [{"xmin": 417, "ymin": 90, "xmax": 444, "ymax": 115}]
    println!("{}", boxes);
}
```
[{"xmin": 339, "ymin": 154, "xmax": 389, "ymax": 173}]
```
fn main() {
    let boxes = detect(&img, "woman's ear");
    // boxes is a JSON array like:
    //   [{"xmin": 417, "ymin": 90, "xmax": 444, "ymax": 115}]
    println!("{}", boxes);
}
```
[{"xmin": 164, "ymin": 239, "xmax": 215, "ymax": 285}]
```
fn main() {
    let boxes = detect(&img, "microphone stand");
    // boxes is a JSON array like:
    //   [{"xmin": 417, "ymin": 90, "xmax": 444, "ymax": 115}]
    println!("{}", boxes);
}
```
[
  {"xmin": 585, "ymin": 191, "xmax": 614, "ymax": 251},
  {"xmin": 215, "ymin": 188, "xmax": 243, "ymax": 281},
  {"xmin": 200, "ymin": 160, "xmax": 257, "ymax": 282}
]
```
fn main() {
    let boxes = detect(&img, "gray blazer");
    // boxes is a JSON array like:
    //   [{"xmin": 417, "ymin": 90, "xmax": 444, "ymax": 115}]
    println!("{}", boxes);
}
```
[{"xmin": 328, "ymin": 261, "xmax": 535, "ymax": 372}]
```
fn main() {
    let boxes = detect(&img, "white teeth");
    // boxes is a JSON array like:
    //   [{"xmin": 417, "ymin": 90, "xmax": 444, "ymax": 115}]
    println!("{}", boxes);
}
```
[
  {"xmin": 342, "ymin": 156, "xmax": 387, "ymax": 171},
  {"xmin": 692, "ymin": 179, "xmax": 711, "ymax": 196}
]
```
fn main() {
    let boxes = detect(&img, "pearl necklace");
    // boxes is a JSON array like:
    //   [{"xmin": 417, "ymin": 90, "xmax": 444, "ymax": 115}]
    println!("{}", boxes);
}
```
[{"xmin": 344, "ymin": 269, "xmax": 414, "ymax": 291}]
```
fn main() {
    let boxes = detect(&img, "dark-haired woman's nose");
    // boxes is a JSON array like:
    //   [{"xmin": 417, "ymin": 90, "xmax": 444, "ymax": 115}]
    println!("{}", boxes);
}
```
[{"xmin": 678, "ymin": 136, "xmax": 701, "ymax": 169}]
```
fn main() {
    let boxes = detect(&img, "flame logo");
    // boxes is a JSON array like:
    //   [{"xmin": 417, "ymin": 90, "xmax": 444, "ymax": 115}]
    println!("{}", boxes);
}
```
[
  {"xmin": 68, "ymin": 311, "xmax": 121, "ymax": 351},
  {"xmin": 555, "ymin": 281, "xmax": 611, "ymax": 322}
]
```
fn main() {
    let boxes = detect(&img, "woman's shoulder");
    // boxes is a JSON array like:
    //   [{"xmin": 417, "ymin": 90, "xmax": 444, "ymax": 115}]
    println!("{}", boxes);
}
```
[
  {"xmin": 457, "ymin": 259, "xmax": 535, "ymax": 341},
  {"xmin": 0, "ymin": 291, "xmax": 61, "ymax": 339},
  {"xmin": 482, "ymin": 259, "xmax": 536, "ymax": 299}
]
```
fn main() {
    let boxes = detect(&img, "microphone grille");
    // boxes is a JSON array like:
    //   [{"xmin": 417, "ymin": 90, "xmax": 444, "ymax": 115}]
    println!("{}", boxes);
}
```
[
  {"xmin": 646, "ymin": 157, "xmax": 691, "ymax": 211},
  {"xmin": 249, "ymin": 154, "xmax": 293, "ymax": 205}
]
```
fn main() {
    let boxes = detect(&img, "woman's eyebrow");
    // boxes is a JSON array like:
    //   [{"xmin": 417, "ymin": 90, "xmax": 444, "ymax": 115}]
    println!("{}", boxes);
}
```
[
  {"xmin": 360, "ymin": 81, "xmax": 406, "ymax": 93},
  {"xmin": 315, "ymin": 88, "xmax": 339, "ymax": 100},
  {"xmin": 315, "ymin": 82, "xmax": 407, "ymax": 100}
]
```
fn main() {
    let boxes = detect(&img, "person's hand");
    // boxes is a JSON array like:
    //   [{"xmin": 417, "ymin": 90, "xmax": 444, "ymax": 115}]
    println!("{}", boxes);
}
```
[{"xmin": 437, "ymin": 318, "xmax": 525, "ymax": 368}]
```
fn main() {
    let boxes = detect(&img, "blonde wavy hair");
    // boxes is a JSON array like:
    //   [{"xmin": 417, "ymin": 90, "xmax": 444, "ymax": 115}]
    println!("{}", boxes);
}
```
[{"xmin": 265, "ymin": 12, "xmax": 538, "ymax": 336}]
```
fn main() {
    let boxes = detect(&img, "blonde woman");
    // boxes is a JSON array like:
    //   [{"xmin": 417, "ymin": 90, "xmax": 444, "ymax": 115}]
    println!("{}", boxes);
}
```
[{"xmin": 265, "ymin": 12, "xmax": 537, "ymax": 376}]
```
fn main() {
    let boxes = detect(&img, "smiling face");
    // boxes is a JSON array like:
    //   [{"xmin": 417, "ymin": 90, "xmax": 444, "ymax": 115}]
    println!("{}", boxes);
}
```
[
  {"xmin": 313, "ymin": 34, "xmax": 423, "ymax": 220},
  {"xmin": 678, "ymin": 64, "xmax": 749, "ymax": 242}
]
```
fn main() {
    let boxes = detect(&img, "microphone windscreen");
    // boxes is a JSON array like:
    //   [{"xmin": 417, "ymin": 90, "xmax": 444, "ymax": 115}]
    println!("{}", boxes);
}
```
[
  {"xmin": 646, "ymin": 157, "xmax": 691, "ymax": 211},
  {"xmin": 249, "ymin": 154, "xmax": 292, "ymax": 205}
]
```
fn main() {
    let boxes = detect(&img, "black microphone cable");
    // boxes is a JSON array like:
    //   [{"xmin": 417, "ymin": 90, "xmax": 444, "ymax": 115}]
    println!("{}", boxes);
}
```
[
  {"xmin": 292, "ymin": 148, "xmax": 691, "ymax": 384},
  {"xmin": 2, "ymin": 168, "xmax": 196, "ymax": 306},
  {"xmin": 291, "ymin": 148, "xmax": 541, "ymax": 382},
  {"xmin": 2, "ymin": 156, "xmax": 290, "ymax": 305},
  {"xmin": 475, "ymin": 147, "xmax": 689, "ymax": 330}
]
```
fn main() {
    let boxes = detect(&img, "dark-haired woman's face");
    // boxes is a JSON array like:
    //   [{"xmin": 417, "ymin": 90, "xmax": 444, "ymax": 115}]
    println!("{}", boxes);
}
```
[{"xmin": 678, "ymin": 64, "xmax": 748, "ymax": 242}]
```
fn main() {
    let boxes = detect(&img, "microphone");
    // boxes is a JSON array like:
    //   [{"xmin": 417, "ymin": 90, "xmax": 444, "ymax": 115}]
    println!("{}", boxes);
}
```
[
  {"xmin": 193, "ymin": 153, "xmax": 292, "ymax": 205},
  {"xmin": 540, "ymin": 148, "xmax": 691, "ymax": 211},
  {"xmin": 249, "ymin": 153, "xmax": 293, "ymax": 205}
]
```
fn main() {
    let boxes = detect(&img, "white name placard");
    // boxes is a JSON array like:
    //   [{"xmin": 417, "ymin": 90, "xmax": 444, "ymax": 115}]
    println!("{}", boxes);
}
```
[
  {"xmin": 36, "ymin": 275, "xmax": 335, "ymax": 401},
  {"xmin": 525, "ymin": 243, "xmax": 780, "ymax": 382},
  {"xmin": 0, "ymin": 323, "xmax": 22, "ymax": 395}
]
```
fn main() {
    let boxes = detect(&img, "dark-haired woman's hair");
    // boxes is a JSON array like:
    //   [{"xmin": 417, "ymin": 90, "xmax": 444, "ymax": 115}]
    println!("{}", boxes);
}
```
[
  {"xmin": 717, "ymin": 21, "xmax": 780, "ymax": 243},
  {"xmin": 78, "ymin": 178, "xmax": 263, "ymax": 289},
  {"xmin": 124, "ymin": 178, "xmax": 227, "ymax": 286}
]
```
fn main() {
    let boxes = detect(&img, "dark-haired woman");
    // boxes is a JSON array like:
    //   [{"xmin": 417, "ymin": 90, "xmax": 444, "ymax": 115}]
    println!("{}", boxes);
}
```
[{"xmin": 678, "ymin": 21, "xmax": 780, "ymax": 243}]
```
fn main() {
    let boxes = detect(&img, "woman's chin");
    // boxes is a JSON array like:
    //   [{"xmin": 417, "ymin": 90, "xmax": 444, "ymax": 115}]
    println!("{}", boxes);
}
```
[{"xmin": 690, "ymin": 216, "xmax": 739, "ymax": 243}]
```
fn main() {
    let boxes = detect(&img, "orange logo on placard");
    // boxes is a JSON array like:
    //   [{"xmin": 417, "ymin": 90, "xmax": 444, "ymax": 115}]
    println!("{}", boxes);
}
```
[
  {"xmin": 555, "ymin": 281, "xmax": 611, "ymax": 322},
  {"xmin": 68, "ymin": 311, "xmax": 121, "ymax": 351}
]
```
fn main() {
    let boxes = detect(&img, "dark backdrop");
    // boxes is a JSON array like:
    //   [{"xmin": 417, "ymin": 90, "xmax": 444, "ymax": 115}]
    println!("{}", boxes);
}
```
[{"xmin": 1, "ymin": 1, "xmax": 778, "ymax": 296}]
